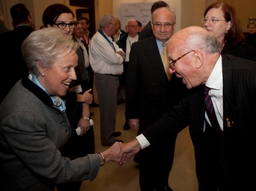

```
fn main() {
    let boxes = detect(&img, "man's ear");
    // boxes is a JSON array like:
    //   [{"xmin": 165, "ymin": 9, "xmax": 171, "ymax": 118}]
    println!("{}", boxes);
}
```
[{"xmin": 194, "ymin": 50, "xmax": 203, "ymax": 69}]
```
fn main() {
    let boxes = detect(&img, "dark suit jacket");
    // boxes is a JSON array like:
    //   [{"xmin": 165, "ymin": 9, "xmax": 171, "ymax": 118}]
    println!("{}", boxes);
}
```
[
  {"xmin": 117, "ymin": 32, "xmax": 140, "ymax": 54},
  {"xmin": 0, "ymin": 25, "xmax": 34, "ymax": 103},
  {"xmin": 246, "ymin": 33, "xmax": 256, "ymax": 49},
  {"xmin": 138, "ymin": 21, "xmax": 153, "ymax": 41},
  {"xmin": 142, "ymin": 55, "xmax": 256, "ymax": 190},
  {"xmin": 222, "ymin": 41, "xmax": 256, "ymax": 61},
  {"xmin": 126, "ymin": 35, "xmax": 187, "ymax": 132}
]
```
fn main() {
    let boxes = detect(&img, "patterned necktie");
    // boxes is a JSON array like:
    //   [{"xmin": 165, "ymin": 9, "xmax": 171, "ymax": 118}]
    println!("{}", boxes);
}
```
[
  {"xmin": 204, "ymin": 86, "xmax": 229, "ymax": 184},
  {"xmin": 161, "ymin": 42, "xmax": 171, "ymax": 81}
]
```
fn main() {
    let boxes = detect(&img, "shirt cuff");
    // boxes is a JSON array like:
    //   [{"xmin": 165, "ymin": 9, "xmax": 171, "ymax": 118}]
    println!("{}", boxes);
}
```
[{"xmin": 136, "ymin": 134, "xmax": 150, "ymax": 149}]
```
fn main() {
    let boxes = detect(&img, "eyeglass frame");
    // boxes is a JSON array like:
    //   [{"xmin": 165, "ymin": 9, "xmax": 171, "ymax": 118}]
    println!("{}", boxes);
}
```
[
  {"xmin": 127, "ymin": 25, "xmax": 139, "ymax": 28},
  {"xmin": 201, "ymin": 17, "xmax": 226, "ymax": 24},
  {"xmin": 54, "ymin": 22, "xmax": 77, "ymax": 29},
  {"xmin": 169, "ymin": 50, "xmax": 195, "ymax": 69},
  {"xmin": 152, "ymin": 22, "xmax": 175, "ymax": 29}
]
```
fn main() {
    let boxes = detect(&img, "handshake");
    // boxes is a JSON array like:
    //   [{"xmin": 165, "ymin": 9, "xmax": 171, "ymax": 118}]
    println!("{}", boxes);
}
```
[{"xmin": 99, "ymin": 138, "xmax": 142, "ymax": 166}]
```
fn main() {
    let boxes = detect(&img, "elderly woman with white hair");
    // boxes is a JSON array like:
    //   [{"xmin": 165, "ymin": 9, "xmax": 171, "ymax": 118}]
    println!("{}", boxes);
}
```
[{"xmin": 0, "ymin": 27, "xmax": 124, "ymax": 191}]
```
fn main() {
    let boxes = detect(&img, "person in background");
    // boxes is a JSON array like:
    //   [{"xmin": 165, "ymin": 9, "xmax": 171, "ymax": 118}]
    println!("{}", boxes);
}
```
[
  {"xmin": 245, "ymin": 20, "xmax": 256, "ymax": 48},
  {"xmin": 89, "ymin": 14, "xmax": 125, "ymax": 146},
  {"xmin": 0, "ymin": 3, "xmax": 34, "ymax": 103},
  {"xmin": 0, "ymin": 12, "xmax": 10, "ymax": 34},
  {"xmin": 136, "ymin": 20, "xmax": 142, "ymax": 32},
  {"xmin": 73, "ymin": 23, "xmax": 90, "ymax": 70},
  {"xmin": 42, "ymin": 4, "xmax": 93, "ymax": 190},
  {"xmin": 202, "ymin": 2, "xmax": 256, "ymax": 61},
  {"xmin": 117, "ymin": 18, "xmax": 140, "ymax": 130},
  {"xmin": 78, "ymin": 16, "xmax": 94, "ymax": 46},
  {"xmin": 78, "ymin": 16, "xmax": 99, "ymax": 107},
  {"xmin": 113, "ymin": 18, "xmax": 126, "ymax": 106},
  {"xmin": 120, "ymin": 25, "xmax": 256, "ymax": 191},
  {"xmin": 247, "ymin": 20, "xmax": 256, "ymax": 34},
  {"xmin": 125, "ymin": 7, "xmax": 187, "ymax": 191},
  {"xmin": 0, "ymin": 27, "xmax": 124, "ymax": 191},
  {"xmin": 113, "ymin": 17, "xmax": 125, "ymax": 42},
  {"xmin": 71, "ymin": 21, "xmax": 96, "ymax": 160},
  {"xmin": 138, "ymin": 1, "xmax": 169, "ymax": 41}
]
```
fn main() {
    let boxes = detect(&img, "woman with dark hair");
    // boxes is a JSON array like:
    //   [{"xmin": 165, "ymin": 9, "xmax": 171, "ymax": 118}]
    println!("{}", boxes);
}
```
[{"xmin": 202, "ymin": 2, "xmax": 256, "ymax": 61}]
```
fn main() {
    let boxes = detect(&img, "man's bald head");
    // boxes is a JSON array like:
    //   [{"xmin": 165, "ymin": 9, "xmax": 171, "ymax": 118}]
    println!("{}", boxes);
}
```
[{"xmin": 167, "ymin": 26, "xmax": 221, "ymax": 55}]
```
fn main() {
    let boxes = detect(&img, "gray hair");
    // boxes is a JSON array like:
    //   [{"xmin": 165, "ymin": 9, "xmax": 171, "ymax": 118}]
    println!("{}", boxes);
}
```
[
  {"xmin": 125, "ymin": 19, "xmax": 137, "ymax": 27},
  {"xmin": 21, "ymin": 27, "xmax": 78, "ymax": 76},
  {"xmin": 186, "ymin": 31, "xmax": 222, "ymax": 54},
  {"xmin": 152, "ymin": 7, "xmax": 176, "ymax": 23},
  {"xmin": 99, "ymin": 14, "xmax": 115, "ymax": 28}
]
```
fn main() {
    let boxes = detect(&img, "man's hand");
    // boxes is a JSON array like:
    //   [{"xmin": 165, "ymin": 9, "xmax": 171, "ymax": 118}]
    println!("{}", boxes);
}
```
[
  {"xmin": 117, "ymin": 139, "xmax": 142, "ymax": 166},
  {"xmin": 129, "ymin": 119, "xmax": 140, "ymax": 132}
]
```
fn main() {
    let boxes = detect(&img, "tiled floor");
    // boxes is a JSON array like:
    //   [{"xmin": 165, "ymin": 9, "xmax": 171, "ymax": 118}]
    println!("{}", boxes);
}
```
[{"xmin": 78, "ymin": 103, "xmax": 198, "ymax": 191}]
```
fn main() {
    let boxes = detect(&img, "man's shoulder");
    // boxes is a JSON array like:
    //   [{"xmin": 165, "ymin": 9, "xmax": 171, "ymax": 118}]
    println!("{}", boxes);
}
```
[{"xmin": 134, "ymin": 35, "xmax": 155, "ymax": 46}]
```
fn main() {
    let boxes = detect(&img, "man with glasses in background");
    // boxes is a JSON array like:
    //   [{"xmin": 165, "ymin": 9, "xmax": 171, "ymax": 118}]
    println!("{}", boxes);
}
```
[
  {"xmin": 117, "ymin": 18, "xmax": 140, "ymax": 130},
  {"xmin": 125, "ymin": 7, "xmax": 187, "ymax": 191},
  {"xmin": 89, "ymin": 14, "xmax": 125, "ymax": 146}
]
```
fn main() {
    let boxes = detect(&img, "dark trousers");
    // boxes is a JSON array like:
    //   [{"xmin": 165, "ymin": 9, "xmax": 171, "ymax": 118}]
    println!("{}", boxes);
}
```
[{"xmin": 139, "ymin": 133, "xmax": 177, "ymax": 191}]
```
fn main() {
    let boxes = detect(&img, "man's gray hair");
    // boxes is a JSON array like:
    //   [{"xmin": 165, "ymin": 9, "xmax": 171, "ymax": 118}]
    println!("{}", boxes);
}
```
[{"xmin": 99, "ymin": 14, "xmax": 115, "ymax": 28}]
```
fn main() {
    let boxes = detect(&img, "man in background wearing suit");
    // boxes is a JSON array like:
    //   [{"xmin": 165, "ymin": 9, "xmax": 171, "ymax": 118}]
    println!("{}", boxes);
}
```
[
  {"xmin": 117, "ymin": 18, "xmax": 140, "ymax": 130},
  {"xmin": 125, "ymin": 7, "xmax": 187, "ymax": 191},
  {"xmin": 139, "ymin": 1, "xmax": 169, "ymax": 41},
  {"xmin": 0, "ymin": 3, "xmax": 34, "ymax": 103},
  {"xmin": 121, "ymin": 26, "xmax": 256, "ymax": 190}
]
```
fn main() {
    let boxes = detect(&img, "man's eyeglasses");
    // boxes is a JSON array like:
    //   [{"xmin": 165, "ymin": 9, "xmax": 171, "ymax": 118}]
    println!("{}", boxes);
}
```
[
  {"xmin": 153, "ymin": 22, "xmax": 175, "ymax": 29},
  {"xmin": 127, "ymin": 25, "xmax": 138, "ymax": 28},
  {"xmin": 54, "ymin": 22, "xmax": 77, "ymax": 29},
  {"xmin": 201, "ymin": 17, "xmax": 226, "ymax": 24},
  {"xmin": 169, "ymin": 50, "xmax": 195, "ymax": 69}
]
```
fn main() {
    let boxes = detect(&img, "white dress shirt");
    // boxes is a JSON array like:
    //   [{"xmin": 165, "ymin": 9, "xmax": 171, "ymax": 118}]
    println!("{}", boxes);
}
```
[
  {"xmin": 125, "ymin": 34, "xmax": 138, "ymax": 62},
  {"xmin": 89, "ymin": 31, "xmax": 124, "ymax": 75}
]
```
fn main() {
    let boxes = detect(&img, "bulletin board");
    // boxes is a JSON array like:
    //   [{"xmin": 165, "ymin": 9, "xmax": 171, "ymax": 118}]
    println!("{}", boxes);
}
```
[{"xmin": 120, "ymin": 2, "xmax": 154, "ymax": 29}]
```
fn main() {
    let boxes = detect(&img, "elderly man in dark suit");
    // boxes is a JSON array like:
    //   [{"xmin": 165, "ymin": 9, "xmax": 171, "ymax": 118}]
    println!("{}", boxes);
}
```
[
  {"xmin": 117, "ymin": 18, "xmax": 140, "ymax": 130},
  {"xmin": 0, "ymin": 3, "xmax": 34, "ymax": 103},
  {"xmin": 125, "ymin": 7, "xmax": 187, "ymax": 191},
  {"xmin": 121, "ymin": 26, "xmax": 256, "ymax": 191}
]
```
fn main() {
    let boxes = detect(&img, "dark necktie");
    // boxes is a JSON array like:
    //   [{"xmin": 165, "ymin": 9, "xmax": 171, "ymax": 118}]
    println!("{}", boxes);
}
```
[
  {"xmin": 204, "ymin": 86, "xmax": 221, "ymax": 136},
  {"xmin": 204, "ymin": 86, "xmax": 229, "ymax": 185}
]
